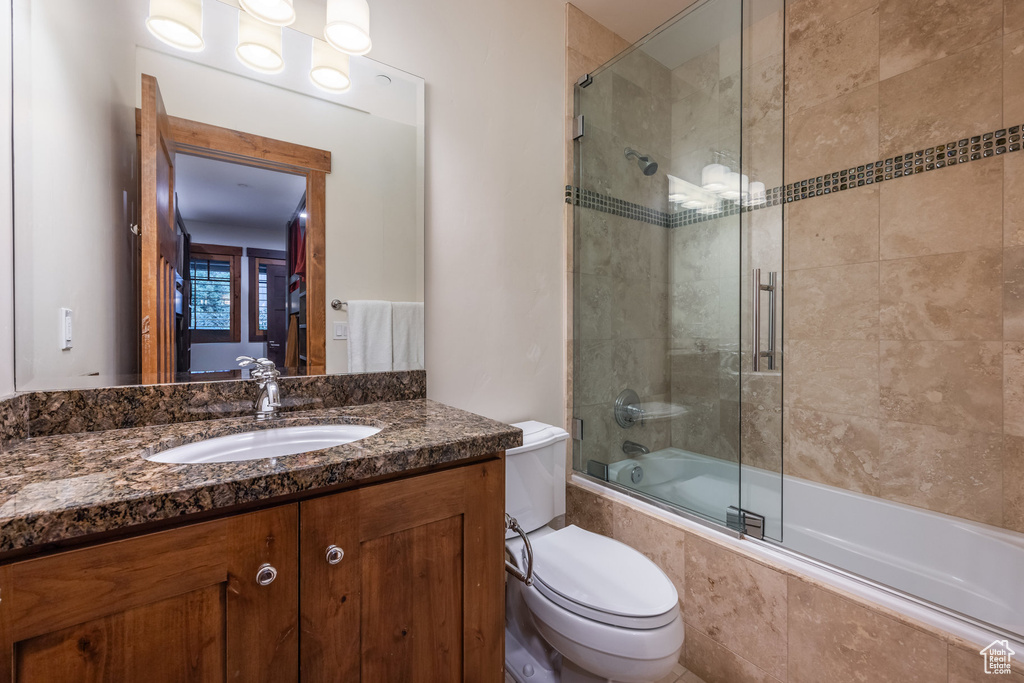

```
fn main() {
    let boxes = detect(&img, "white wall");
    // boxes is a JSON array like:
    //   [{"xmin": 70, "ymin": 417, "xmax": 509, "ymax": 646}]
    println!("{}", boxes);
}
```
[
  {"xmin": 13, "ymin": 0, "xmax": 139, "ymax": 390},
  {"xmin": 135, "ymin": 48, "xmax": 420, "ymax": 375},
  {"xmin": 186, "ymin": 221, "xmax": 285, "ymax": 373},
  {"xmin": 0, "ymin": 0, "xmax": 13, "ymax": 398},
  {"xmin": 366, "ymin": 0, "xmax": 567, "ymax": 426},
  {"xmin": 2, "ymin": 0, "xmax": 570, "ymax": 428}
]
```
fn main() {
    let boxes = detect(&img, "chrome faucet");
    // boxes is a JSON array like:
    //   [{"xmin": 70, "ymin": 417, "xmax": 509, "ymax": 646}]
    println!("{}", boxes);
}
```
[
  {"xmin": 622, "ymin": 441, "xmax": 650, "ymax": 457},
  {"xmin": 237, "ymin": 356, "xmax": 281, "ymax": 420}
]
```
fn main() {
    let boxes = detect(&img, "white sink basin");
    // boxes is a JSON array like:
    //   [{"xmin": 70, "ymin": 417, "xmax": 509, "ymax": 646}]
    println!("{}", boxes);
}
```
[{"xmin": 146, "ymin": 424, "xmax": 382, "ymax": 464}]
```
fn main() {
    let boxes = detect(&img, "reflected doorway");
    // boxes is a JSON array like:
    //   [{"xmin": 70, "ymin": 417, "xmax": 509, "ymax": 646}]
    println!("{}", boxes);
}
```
[
  {"xmin": 138, "ymin": 73, "xmax": 330, "ymax": 383},
  {"xmin": 175, "ymin": 156, "xmax": 305, "ymax": 380}
]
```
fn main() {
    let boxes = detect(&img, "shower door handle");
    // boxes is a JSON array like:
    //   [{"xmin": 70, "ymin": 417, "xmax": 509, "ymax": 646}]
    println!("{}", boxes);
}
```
[{"xmin": 752, "ymin": 269, "xmax": 777, "ymax": 371}]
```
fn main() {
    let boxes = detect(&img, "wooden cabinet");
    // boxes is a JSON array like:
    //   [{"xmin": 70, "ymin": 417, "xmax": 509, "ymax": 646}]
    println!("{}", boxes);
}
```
[
  {"xmin": 300, "ymin": 459, "xmax": 504, "ymax": 683},
  {"xmin": 0, "ymin": 458, "xmax": 504, "ymax": 683},
  {"xmin": 0, "ymin": 505, "xmax": 298, "ymax": 683}
]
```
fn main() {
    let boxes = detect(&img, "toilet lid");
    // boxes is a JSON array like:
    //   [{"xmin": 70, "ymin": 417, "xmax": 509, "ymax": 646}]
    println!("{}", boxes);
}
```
[{"xmin": 528, "ymin": 526, "xmax": 678, "ymax": 624}]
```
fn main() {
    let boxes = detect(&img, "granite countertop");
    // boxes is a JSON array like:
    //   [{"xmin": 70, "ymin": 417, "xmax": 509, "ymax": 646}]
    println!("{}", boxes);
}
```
[{"xmin": 0, "ymin": 399, "xmax": 522, "ymax": 555}]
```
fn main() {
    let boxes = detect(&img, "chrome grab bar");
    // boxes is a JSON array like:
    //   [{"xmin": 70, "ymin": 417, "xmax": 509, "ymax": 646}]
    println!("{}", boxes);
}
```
[
  {"xmin": 504, "ymin": 514, "xmax": 534, "ymax": 587},
  {"xmin": 751, "ymin": 269, "xmax": 777, "ymax": 371}
]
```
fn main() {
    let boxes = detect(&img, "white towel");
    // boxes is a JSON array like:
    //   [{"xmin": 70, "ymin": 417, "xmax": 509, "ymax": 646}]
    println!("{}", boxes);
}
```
[
  {"xmin": 347, "ymin": 301, "xmax": 393, "ymax": 373},
  {"xmin": 392, "ymin": 302, "xmax": 424, "ymax": 371}
]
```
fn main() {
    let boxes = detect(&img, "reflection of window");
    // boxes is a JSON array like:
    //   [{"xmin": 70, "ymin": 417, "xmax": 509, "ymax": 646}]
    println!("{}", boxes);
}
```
[
  {"xmin": 258, "ymin": 264, "xmax": 269, "ymax": 331},
  {"xmin": 248, "ymin": 251, "xmax": 286, "ymax": 342},
  {"xmin": 189, "ymin": 244, "xmax": 241, "ymax": 343}
]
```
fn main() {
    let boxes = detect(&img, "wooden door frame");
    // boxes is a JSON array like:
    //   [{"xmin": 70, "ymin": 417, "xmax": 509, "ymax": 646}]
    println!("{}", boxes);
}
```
[{"xmin": 151, "ymin": 113, "xmax": 331, "ymax": 374}]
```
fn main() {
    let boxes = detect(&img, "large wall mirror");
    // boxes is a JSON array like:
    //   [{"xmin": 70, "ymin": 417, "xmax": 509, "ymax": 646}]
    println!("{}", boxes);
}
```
[{"xmin": 13, "ymin": 0, "xmax": 425, "ymax": 391}]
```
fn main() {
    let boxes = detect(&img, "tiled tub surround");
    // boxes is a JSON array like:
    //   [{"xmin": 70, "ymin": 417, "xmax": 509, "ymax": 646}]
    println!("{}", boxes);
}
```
[
  {"xmin": 567, "ymin": 480, "xmax": 1024, "ymax": 683},
  {"xmin": 570, "ymin": 0, "xmax": 1024, "ymax": 531},
  {"xmin": 783, "ymin": 0, "xmax": 1024, "ymax": 535},
  {"xmin": 564, "ymin": 0, "xmax": 1024, "ymax": 679},
  {"xmin": 22, "ymin": 370, "xmax": 425, "ymax": 438},
  {"xmin": 0, "ymin": 398, "xmax": 520, "ymax": 554},
  {"xmin": 571, "ymin": 20, "xmax": 676, "ymax": 472},
  {"xmin": 571, "ymin": 0, "xmax": 785, "ymax": 482},
  {"xmin": 567, "ymin": 123, "xmax": 1024, "ymax": 229}
]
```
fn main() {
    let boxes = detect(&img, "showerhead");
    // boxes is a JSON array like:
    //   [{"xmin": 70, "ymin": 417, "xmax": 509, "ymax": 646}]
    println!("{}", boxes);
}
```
[{"xmin": 625, "ymin": 147, "xmax": 659, "ymax": 176}]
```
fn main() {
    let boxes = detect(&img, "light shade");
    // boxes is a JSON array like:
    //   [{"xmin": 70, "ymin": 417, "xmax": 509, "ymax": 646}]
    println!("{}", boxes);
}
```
[
  {"xmin": 146, "ymin": 0, "xmax": 204, "ymax": 52},
  {"xmin": 719, "ymin": 171, "xmax": 749, "ymax": 201},
  {"xmin": 746, "ymin": 180, "xmax": 766, "ymax": 206},
  {"xmin": 240, "ymin": 0, "xmax": 296, "ymax": 26},
  {"xmin": 701, "ymin": 163, "xmax": 729, "ymax": 192},
  {"xmin": 325, "ymin": 0, "xmax": 372, "ymax": 55},
  {"xmin": 236, "ymin": 10, "xmax": 284, "ymax": 74},
  {"xmin": 310, "ymin": 39, "xmax": 351, "ymax": 93}
]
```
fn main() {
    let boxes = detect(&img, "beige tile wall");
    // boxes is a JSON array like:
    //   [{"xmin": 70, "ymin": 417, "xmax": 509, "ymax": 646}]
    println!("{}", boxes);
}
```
[
  {"xmin": 567, "ymin": 4, "xmax": 677, "ymax": 469},
  {"xmin": 563, "ymin": 0, "xmax": 1024, "ymax": 680},
  {"xmin": 784, "ymin": 0, "xmax": 1024, "ymax": 533},
  {"xmin": 567, "ymin": 482, "xmax": 1024, "ymax": 682}
]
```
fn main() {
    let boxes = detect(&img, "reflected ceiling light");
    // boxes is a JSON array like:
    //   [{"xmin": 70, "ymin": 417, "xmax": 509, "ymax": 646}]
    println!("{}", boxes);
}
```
[
  {"xmin": 239, "ymin": 0, "xmax": 296, "ymax": 26},
  {"xmin": 746, "ymin": 180, "xmax": 767, "ymax": 206},
  {"xmin": 325, "ymin": 0, "xmax": 372, "ymax": 55},
  {"xmin": 236, "ymin": 10, "xmax": 285, "ymax": 74},
  {"xmin": 719, "ymin": 171, "xmax": 748, "ymax": 201},
  {"xmin": 701, "ymin": 163, "xmax": 729, "ymax": 192},
  {"xmin": 146, "ymin": 0, "xmax": 204, "ymax": 52},
  {"xmin": 310, "ymin": 39, "xmax": 352, "ymax": 93}
]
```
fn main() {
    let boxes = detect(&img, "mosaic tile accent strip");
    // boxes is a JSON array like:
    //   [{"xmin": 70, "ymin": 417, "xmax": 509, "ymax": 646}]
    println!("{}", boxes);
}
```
[
  {"xmin": 567, "ymin": 123, "xmax": 1023, "ymax": 227},
  {"xmin": 565, "ymin": 186, "xmax": 675, "ymax": 227}
]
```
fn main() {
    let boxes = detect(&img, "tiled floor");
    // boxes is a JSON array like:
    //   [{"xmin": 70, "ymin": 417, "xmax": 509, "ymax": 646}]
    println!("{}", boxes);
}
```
[{"xmin": 503, "ymin": 663, "xmax": 707, "ymax": 683}]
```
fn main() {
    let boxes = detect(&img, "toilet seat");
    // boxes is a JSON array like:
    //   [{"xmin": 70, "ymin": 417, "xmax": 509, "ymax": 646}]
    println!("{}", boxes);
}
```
[{"xmin": 519, "ymin": 525, "xmax": 679, "ymax": 630}]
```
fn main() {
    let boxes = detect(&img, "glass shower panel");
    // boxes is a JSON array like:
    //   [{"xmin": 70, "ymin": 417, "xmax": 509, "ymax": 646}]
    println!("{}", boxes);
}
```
[
  {"xmin": 572, "ymin": 0, "xmax": 748, "ymax": 530},
  {"xmin": 739, "ymin": 0, "xmax": 785, "ymax": 541}
]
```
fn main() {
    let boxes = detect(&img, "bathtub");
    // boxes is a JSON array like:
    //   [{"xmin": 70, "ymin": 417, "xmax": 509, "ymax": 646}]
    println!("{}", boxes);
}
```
[{"xmin": 599, "ymin": 447, "xmax": 1024, "ymax": 644}]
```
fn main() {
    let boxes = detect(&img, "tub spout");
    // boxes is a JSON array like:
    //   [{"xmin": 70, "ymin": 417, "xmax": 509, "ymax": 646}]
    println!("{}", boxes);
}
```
[{"xmin": 622, "ymin": 441, "xmax": 649, "ymax": 457}]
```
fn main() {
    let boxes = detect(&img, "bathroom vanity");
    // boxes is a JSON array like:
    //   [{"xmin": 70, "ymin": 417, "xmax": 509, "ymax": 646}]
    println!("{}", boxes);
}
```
[{"xmin": 0, "ymin": 396, "xmax": 520, "ymax": 682}]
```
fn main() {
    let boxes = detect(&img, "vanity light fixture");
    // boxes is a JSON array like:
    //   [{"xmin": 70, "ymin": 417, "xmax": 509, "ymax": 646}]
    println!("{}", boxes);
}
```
[
  {"xmin": 700, "ymin": 163, "xmax": 729, "ymax": 192},
  {"xmin": 146, "ymin": 0, "xmax": 204, "ymax": 52},
  {"xmin": 239, "ymin": 0, "xmax": 296, "ymax": 26},
  {"xmin": 746, "ymin": 180, "xmax": 767, "ymax": 207},
  {"xmin": 324, "ymin": 0, "xmax": 373, "ymax": 55},
  {"xmin": 718, "ymin": 171, "xmax": 748, "ymax": 201},
  {"xmin": 310, "ymin": 39, "xmax": 352, "ymax": 93},
  {"xmin": 236, "ymin": 10, "xmax": 285, "ymax": 74}
]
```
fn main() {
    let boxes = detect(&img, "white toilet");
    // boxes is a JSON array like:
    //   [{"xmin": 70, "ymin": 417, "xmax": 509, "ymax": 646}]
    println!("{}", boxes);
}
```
[{"xmin": 504, "ymin": 421, "xmax": 684, "ymax": 683}]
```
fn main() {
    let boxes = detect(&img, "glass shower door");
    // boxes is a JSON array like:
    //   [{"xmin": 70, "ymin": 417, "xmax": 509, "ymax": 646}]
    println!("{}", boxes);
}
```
[{"xmin": 571, "ymin": 0, "xmax": 784, "ymax": 539}]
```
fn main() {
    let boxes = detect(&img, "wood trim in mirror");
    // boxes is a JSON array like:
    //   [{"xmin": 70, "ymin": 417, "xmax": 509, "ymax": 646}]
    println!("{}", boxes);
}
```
[
  {"xmin": 134, "ymin": 103, "xmax": 331, "ymax": 381},
  {"xmin": 167, "ymin": 116, "xmax": 331, "ymax": 174}
]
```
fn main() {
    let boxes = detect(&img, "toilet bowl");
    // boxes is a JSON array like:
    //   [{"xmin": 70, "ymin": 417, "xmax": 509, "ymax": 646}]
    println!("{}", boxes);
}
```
[{"xmin": 504, "ymin": 422, "xmax": 684, "ymax": 683}]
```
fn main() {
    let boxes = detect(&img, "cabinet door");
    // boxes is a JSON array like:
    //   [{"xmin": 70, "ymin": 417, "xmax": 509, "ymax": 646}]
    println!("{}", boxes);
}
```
[
  {"xmin": 301, "ymin": 458, "xmax": 505, "ymax": 683},
  {"xmin": 0, "ymin": 505, "xmax": 298, "ymax": 683}
]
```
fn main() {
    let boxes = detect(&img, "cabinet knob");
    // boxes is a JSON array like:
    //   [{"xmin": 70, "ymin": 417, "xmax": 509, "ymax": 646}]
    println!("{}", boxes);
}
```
[
  {"xmin": 325, "ymin": 544, "xmax": 345, "ymax": 565},
  {"xmin": 256, "ymin": 563, "xmax": 278, "ymax": 586}
]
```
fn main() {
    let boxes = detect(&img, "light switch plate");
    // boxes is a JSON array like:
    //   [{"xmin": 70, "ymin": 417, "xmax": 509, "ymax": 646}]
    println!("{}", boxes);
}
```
[
  {"xmin": 59, "ymin": 307, "xmax": 73, "ymax": 350},
  {"xmin": 333, "ymin": 321, "xmax": 348, "ymax": 340}
]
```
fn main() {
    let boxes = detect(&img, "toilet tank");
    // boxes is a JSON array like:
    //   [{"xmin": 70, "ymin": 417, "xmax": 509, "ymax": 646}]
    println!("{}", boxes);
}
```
[{"xmin": 505, "ymin": 421, "xmax": 570, "ymax": 538}]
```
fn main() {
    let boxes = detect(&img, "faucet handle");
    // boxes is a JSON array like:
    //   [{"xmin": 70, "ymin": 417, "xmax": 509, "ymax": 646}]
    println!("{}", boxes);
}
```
[
  {"xmin": 236, "ymin": 355, "xmax": 258, "ymax": 368},
  {"xmin": 252, "ymin": 359, "xmax": 281, "ymax": 382}
]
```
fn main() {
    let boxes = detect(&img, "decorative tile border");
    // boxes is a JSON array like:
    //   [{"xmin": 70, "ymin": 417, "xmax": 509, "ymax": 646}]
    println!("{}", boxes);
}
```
[
  {"xmin": 565, "ymin": 186, "xmax": 675, "ymax": 227},
  {"xmin": 568, "ymin": 123, "xmax": 1023, "ymax": 227}
]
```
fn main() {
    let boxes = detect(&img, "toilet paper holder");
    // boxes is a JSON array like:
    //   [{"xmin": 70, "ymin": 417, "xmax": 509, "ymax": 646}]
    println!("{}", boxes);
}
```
[{"xmin": 505, "ymin": 513, "xmax": 534, "ymax": 586}]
